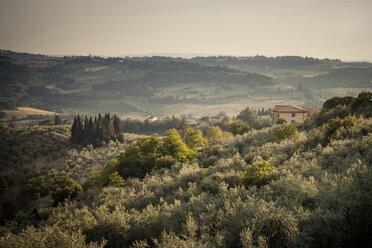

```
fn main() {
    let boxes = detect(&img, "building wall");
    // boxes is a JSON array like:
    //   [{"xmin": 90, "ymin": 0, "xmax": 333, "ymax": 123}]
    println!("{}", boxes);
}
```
[{"xmin": 273, "ymin": 112, "xmax": 309, "ymax": 124}]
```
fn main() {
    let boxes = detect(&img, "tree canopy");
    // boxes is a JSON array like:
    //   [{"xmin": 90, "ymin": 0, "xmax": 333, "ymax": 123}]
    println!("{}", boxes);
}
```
[
  {"xmin": 236, "ymin": 107, "xmax": 263, "ymax": 129},
  {"xmin": 230, "ymin": 120, "xmax": 251, "ymax": 135}
]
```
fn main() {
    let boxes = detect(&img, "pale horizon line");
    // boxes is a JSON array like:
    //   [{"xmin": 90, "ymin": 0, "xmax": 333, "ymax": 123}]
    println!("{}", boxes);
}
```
[{"xmin": 1, "ymin": 48, "xmax": 372, "ymax": 63}]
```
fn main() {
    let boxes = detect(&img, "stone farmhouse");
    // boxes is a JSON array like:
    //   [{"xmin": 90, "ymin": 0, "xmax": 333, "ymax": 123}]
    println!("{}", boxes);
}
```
[{"xmin": 272, "ymin": 105, "xmax": 319, "ymax": 124}]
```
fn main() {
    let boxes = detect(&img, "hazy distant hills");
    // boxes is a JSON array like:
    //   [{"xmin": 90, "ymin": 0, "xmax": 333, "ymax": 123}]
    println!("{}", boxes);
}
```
[
  {"xmin": 190, "ymin": 55, "xmax": 372, "ymax": 78},
  {"xmin": 1, "ymin": 50, "xmax": 371, "ymax": 117},
  {"xmin": 286, "ymin": 67, "xmax": 372, "ymax": 89}
]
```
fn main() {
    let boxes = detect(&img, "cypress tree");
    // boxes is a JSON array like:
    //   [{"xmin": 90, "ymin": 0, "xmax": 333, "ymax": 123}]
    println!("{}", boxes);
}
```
[
  {"xmin": 94, "ymin": 116, "xmax": 101, "ymax": 147},
  {"xmin": 108, "ymin": 120, "xmax": 115, "ymax": 141},
  {"xmin": 105, "ymin": 113, "xmax": 115, "ymax": 141},
  {"xmin": 76, "ymin": 114, "xmax": 83, "ymax": 144},
  {"xmin": 116, "ymin": 115, "xmax": 124, "ymax": 141},
  {"xmin": 83, "ymin": 116, "xmax": 89, "ymax": 145},
  {"xmin": 101, "ymin": 113, "xmax": 108, "ymax": 143},
  {"xmin": 97, "ymin": 113, "xmax": 103, "ymax": 142},
  {"xmin": 88, "ymin": 117, "xmax": 95, "ymax": 145},
  {"xmin": 113, "ymin": 114, "xmax": 122, "ymax": 138},
  {"xmin": 71, "ymin": 116, "xmax": 77, "ymax": 143}
]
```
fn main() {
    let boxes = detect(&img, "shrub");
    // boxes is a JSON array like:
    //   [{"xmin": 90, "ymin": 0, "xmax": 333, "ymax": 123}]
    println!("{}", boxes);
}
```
[
  {"xmin": 249, "ymin": 204, "xmax": 299, "ymax": 248},
  {"xmin": 321, "ymin": 116, "xmax": 358, "ymax": 146},
  {"xmin": 241, "ymin": 161, "xmax": 276, "ymax": 187},
  {"xmin": 207, "ymin": 126, "xmax": 224, "ymax": 145},
  {"xmin": 230, "ymin": 120, "xmax": 251, "ymax": 136},
  {"xmin": 117, "ymin": 135, "xmax": 160, "ymax": 179},
  {"xmin": 342, "ymin": 115, "xmax": 358, "ymax": 128},
  {"xmin": 274, "ymin": 125, "xmax": 298, "ymax": 142},
  {"xmin": 184, "ymin": 128, "xmax": 206, "ymax": 150},
  {"xmin": 321, "ymin": 117, "xmax": 343, "ymax": 146},
  {"xmin": 155, "ymin": 155, "xmax": 177, "ymax": 169},
  {"xmin": 116, "ymin": 130, "xmax": 196, "ymax": 179},
  {"xmin": 109, "ymin": 172, "xmax": 126, "ymax": 187},
  {"xmin": 52, "ymin": 175, "xmax": 83, "ymax": 206},
  {"xmin": 161, "ymin": 129, "xmax": 195, "ymax": 162},
  {"xmin": 0, "ymin": 225, "xmax": 105, "ymax": 248},
  {"xmin": 26, "ymin": 175, "xmax": 49, "ymax": 198},
  {"xmin": 86, "ymin": 159, "xmax": 120, "ymax": 189},
  {"xmin": 276, "ymin": 117, "xmax": 287, "ymax": 125}
]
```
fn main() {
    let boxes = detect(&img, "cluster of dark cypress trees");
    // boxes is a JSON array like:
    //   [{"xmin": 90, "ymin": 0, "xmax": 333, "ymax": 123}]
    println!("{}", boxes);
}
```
[{"xmin": 71, "ymin": 113, "xmax": 123, "ymax": 147}]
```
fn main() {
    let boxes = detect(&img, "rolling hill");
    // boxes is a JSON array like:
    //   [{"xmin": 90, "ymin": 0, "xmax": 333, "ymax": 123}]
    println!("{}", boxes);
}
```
[{"xmin": 1, "ymin": 51, "xmax": 372, "ymax": 119}]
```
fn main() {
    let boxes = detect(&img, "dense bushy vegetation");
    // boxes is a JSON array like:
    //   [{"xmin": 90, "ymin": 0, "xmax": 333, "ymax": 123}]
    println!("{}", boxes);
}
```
[
  {"xmin": 0, "ymin": 125, "xmax": 140, "ymax": 223},
  {"xmin": 112, "ymin": 128, "xmax": 204, "ymax": 180},
  {"xmin": 316, "ymin": 91, "xmax": 372, "ymax": 126},
  {"xmin": 1, "ymin": 93, "xmax": 371, "ymax": 247},
  {"xmin": 274, "ymin": 125, "xmax": 298, "ymax": 142},
  {"xmin": 24, "ymin": 172, "xmax": 82, "ymax": 206},
  {"xmin": 321, "ymin": 116, "xmax": 357, "ymax": 146},
  {"xmin": 0, "ymin": 125, "xmax": 139, "ymax": 180},
  {"xmin": 230, "ymin": 120, "xmax": 251, "ymax": 136},
  {"xmin": 236, "ymin": 107, "xmax": 271, "ymax": 129}
]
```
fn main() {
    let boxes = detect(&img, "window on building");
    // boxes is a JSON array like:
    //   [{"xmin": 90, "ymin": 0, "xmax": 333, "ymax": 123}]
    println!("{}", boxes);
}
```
[{"xmin": 292, "ymin": 113, "xmax": 296, "ymax": 117}]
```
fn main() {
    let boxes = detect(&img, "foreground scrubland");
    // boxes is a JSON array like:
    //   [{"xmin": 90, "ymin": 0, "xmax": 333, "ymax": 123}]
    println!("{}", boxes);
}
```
[{"xmin": 1, "ymin": 107, "xmax": 371, "ymax": 247}]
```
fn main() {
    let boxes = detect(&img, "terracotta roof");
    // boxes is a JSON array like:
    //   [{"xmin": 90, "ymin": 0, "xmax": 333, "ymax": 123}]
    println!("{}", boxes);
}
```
[
  {"xmin": 302, "ymin": 107, "xmax": 320, "ymax": 114},
  {"xmin": 273, "ymin": 105, "xmax": 318, "ymax": 113}
]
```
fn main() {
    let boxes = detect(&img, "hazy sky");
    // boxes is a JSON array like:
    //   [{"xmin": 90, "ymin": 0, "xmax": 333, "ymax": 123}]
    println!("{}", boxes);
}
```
[{"xmin": 1, "ymin": 0, "xmax": 371, "ymax": 61}]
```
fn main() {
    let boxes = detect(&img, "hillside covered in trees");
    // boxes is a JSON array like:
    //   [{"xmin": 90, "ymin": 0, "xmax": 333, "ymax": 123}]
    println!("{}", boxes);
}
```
[
  {"xmin": 0, "ymin": 92, "xmax": 371, "ymax": 247},
  {"xmin": 1, "ymin": 50, "xmax": 372, "ymax": 120},
  {"xmin": 0, "ymin": 124, "xmax": 140, "ymax": 222},
  {"xmin": 0, "ymin": 50, "xmax": 278, "ymax": 117}
]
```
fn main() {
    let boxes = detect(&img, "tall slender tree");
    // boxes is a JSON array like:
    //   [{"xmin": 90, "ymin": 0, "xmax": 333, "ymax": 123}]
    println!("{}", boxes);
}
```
[
  {"xmin": 75, "ymin": 115, "xmax": 83, "ymax": 144},
  {"xmin": 71, "ymin": 116, "xmax": 77, "ymax": 143},
  {"xmin": 83, "ymin": 116, "xmax": 89, "ymax": 145}
]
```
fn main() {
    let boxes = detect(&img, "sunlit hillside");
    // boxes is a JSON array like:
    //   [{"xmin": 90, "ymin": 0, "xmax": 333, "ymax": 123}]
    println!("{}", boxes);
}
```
[{"xmin": 1, "ymin": 92, "xmax": 371, "ymax": 247}]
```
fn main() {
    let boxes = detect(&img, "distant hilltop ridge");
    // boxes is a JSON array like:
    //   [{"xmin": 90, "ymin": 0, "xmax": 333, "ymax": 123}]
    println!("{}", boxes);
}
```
[{"xmin": 2, "ymin": 49, "xmax": 371, "ymax": 63}]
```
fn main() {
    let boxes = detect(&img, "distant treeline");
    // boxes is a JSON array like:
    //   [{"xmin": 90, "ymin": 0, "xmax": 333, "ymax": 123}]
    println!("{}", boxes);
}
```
[
  {"xmin": 191, "ymin": 55, "xmax": 339, "ymax": 68},
  {"xmin": 71, "ymin": 113, "xmax": 123, "ymax": 147},
  {"xmin": 257, "ymin": 107, "xmax": 272, "ymax": 116},
  {"xmin": 122, "ymin": 117, "xmax": 181, "ymax": 135}
]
